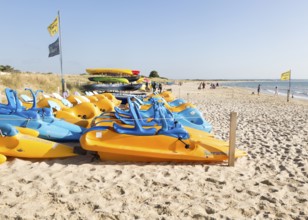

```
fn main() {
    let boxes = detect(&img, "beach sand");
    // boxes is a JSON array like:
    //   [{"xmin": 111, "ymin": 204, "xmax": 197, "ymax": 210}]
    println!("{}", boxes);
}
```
[{"xmin": 0, "ymin": 82, "xmax": 307, "ymax": 219}]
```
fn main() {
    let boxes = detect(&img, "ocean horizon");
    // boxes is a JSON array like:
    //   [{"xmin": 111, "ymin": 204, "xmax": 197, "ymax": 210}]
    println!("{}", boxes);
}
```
[{"xmin": 220, "ymin": 79, "xmax": 308, "ymax": 100}]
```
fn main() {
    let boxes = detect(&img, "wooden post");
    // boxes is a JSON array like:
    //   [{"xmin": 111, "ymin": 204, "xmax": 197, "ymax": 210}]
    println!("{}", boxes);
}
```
[{"xmin": 228, "ymin": 112, "xmax": 237, "ymax": 166}]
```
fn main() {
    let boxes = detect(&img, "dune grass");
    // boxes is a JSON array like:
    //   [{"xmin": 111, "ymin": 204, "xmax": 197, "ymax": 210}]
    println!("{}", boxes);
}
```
[{"xmin": 0, "ymin": 72, "xmax": 89, "ymax": 95}]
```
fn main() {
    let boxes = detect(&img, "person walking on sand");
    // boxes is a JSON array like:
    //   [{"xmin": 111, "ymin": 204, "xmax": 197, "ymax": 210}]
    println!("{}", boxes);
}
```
[
  {"xmin": 275, "ymin": 86, "xmax": 278, "ymax": 95},
  {"xmin": 257, "ymin": 84, "xmax": 261, "ymax": 95}
]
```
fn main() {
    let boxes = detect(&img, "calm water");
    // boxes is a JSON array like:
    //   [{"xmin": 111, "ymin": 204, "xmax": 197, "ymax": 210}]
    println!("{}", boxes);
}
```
[{"xmin": 221, "ymin": 80, "xmax": 308, "ymax": 100}]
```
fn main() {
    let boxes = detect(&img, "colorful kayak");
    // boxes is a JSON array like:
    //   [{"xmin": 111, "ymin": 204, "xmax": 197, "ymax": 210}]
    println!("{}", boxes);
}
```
[
  {"xmin": 86, "ymin": 68, "xmax": 139, "ymax": 76},
  {"xmin": 123, "ymin": 75, "xmax": 140, "ymax": 82},
  {"xmin": 0, "ymin": 124, "xmax": 76, "ymax": 159},
  {"xmin": 83, "ymin": 83, "xmax": 143, "ymax": 92},
  {"xmin": 88, "ymin": 77, "xmax": 129, "ymax": 84}
]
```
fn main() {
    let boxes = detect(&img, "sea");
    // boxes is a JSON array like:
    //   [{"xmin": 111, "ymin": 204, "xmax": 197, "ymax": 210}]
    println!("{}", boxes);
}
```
[{"xmin": 220, "ymin": 79, "xmax": 308, "ymax": 100}]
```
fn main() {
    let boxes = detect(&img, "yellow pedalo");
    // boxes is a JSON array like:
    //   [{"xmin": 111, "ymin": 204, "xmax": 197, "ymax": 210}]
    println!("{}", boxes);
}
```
[{"xmin": 0, "ymin": 125, "xmax": 76, "ymax": 159}]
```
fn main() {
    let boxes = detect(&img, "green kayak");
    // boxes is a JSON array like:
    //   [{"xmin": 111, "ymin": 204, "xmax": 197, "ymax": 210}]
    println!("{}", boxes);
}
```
[{"xmin": 88, "ymin": 77, "xmax": 129, "ymax": 84}]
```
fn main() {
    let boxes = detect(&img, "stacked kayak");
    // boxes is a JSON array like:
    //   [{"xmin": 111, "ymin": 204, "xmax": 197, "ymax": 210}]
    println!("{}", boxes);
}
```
[
  {"xmin": 83, "ymin": 68, "xmax": 143, "ymax": 92},
  {"xmin": 88, "ymin": 77, "xmax": 129, "ymax": 84},
  {"xmin": 86, "ymin": 68, "xmax": 140, "ymax": 76},
  {"xmin": 83, "ymin": 83, "xmax": 143, "ymax": 92}
]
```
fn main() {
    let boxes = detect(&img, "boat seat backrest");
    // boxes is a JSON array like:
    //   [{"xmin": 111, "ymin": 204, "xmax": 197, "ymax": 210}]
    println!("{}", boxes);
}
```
[
  {"xmin": 47, "ymin": 100, "xmax": 62, "ymax": 111},
  {"xmin": 43, "ymin": 94, "xmax": 50, "ymax": 98},
  {"xmin": 52, "ymin": 93, "xmax": 63, "ymax": 100},
  {"xmin": 81, "ymin": 96, "xmax": 90, "ymax": 102},
  {"xmin": 12, "ymin": 90, "xmax": 24, "ymax": 112},
  {"xmin": 113, "ymin": 121, "xmax": 157, "ymax": 136},
  {"xmin": 157, "ymin": 107, "xmax": 189, "ymax": 139},
  {"xmin": 113, "ymin": 97, "xmax": 156, "ymax": 136},
  {"xmin": 132, "ymin": 96, "xmax": 144, "ymax": 105},
  {"xmin": 5, "ymin": 88, "xmax": 17, "ymax": 109},
  {"xmin": 114, "ymin": 107, "xmax": 131, "ymax": 117},
  {"xmin": 61, "ymin": 99, "xmax": 73, "ymax": 108},
  {"xmin": 25, "ymin": 88, "xmax": 38, "ymax": 109},
  {"xmin": 74, "ymin": 97, "xmax": 82, "ymax": 104},
  {"xmin": 20, "ymin": 94, "xmax": 33, "ymax": 103}
]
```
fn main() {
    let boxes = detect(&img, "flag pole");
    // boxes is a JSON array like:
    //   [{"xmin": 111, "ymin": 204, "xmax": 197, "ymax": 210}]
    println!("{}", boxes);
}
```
[
  {"xmin": 58, "ymin": 10, "xmax": 65, "ymax": 94},
  {"xmin": 287, "ymin": 70, "xmax": 291, "ymax": 102}
]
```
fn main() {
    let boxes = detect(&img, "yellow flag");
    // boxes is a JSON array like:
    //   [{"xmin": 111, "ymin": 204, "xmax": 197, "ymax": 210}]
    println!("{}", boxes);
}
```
[
  {"xmin": 47, "ymin": 16, "xmax": 59, "ymax": 36},
  {"xmin": 281, "ymin": 70, "xmax": 291, "ymax": 80}
]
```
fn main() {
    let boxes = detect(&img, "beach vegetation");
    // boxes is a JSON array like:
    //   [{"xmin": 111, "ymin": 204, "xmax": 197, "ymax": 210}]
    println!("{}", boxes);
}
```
[
  {"xmin": 149, "ymin": 70, "xmax": 160, "ymax": 78},
  {"xmin": 0, "ymin": 65, "xmax": 20, "ymax": 73},
  {"xmin": 0, "ymin": 72, "xmax": 90, "ymax": 95}
]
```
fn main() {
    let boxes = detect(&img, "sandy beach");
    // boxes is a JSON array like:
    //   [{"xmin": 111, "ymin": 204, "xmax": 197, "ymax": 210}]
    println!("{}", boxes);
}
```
[{"xmin": 0, "ymin": 82, "xmax": 307, "ymax": 219}]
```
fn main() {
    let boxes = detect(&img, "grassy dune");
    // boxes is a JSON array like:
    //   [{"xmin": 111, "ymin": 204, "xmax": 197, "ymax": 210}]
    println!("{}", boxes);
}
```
[{"xmin": 0, "ymin": 72, "xmax": 90, "ymax": 95}]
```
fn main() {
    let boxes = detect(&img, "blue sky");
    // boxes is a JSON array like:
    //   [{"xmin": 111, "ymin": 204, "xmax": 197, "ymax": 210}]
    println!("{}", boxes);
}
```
[{"xmin": 1, "ymin": 0, "xmax": 308, "ymax": 79}]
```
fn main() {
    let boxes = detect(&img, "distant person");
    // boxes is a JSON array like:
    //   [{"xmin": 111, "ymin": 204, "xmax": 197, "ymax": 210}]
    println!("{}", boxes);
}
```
[
  {"xmin": 202, "ymin": 82, "xmax": 205, "ymax": 89},
  {"xmin": 275, "ymin": 86, "xmax": 278, "ymax": 95},
  {"xmin": 257, "ymin": 84, "xmax": 261, "ymax": 95},
  {"xmin": 198, "ymin": 82, "xmax": 202, "ymax": 90},
  {"xmin": 152, "ymin": 82, "xmax": 156, "ymax": 93},
  {"xmin": 145, "ymin": 82, "xmax": 149, "ymax": 91},
  {"xmin": 210, "ymin": 83, "xmax": 216, "ymax": 89},
  {"xmin": 216, "ymin": 82, "xmax": 219, "ymax": 87},
  {"xmin": 158, "ymin": 83, "xmax": 162, "ymax": 93}
]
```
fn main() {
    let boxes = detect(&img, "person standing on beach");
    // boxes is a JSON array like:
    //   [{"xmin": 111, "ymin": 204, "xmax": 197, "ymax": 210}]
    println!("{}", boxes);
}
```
[
  {"xmin": 257, "ymin": 84, "xmax": 261, "ymax": 95},
  {"xmin": 152, "ymin": 82, "xmax": 156, "ymax": 93},
  {"xmin": 275, "ymin": 86, "xmax": 278, "ymax": 95},
  {"xmin": 158, "ymin": 83, "xmax": 162, "ymax": 93}
]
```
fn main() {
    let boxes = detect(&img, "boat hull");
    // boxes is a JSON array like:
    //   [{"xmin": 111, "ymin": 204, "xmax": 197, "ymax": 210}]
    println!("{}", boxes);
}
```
[
  {"xmin": 0, "ymin": 125, "xmax": 76, "ymax": 159},
  {"xmin": 80, "ymin": 128, "xmax": 246, "ymax": 163}
]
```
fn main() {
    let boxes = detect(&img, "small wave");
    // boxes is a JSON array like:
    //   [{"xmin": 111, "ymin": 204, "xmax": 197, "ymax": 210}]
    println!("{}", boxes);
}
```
[{"xmin": 293, "ymin": 90, "xmax": 304, "ymax": 94}]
